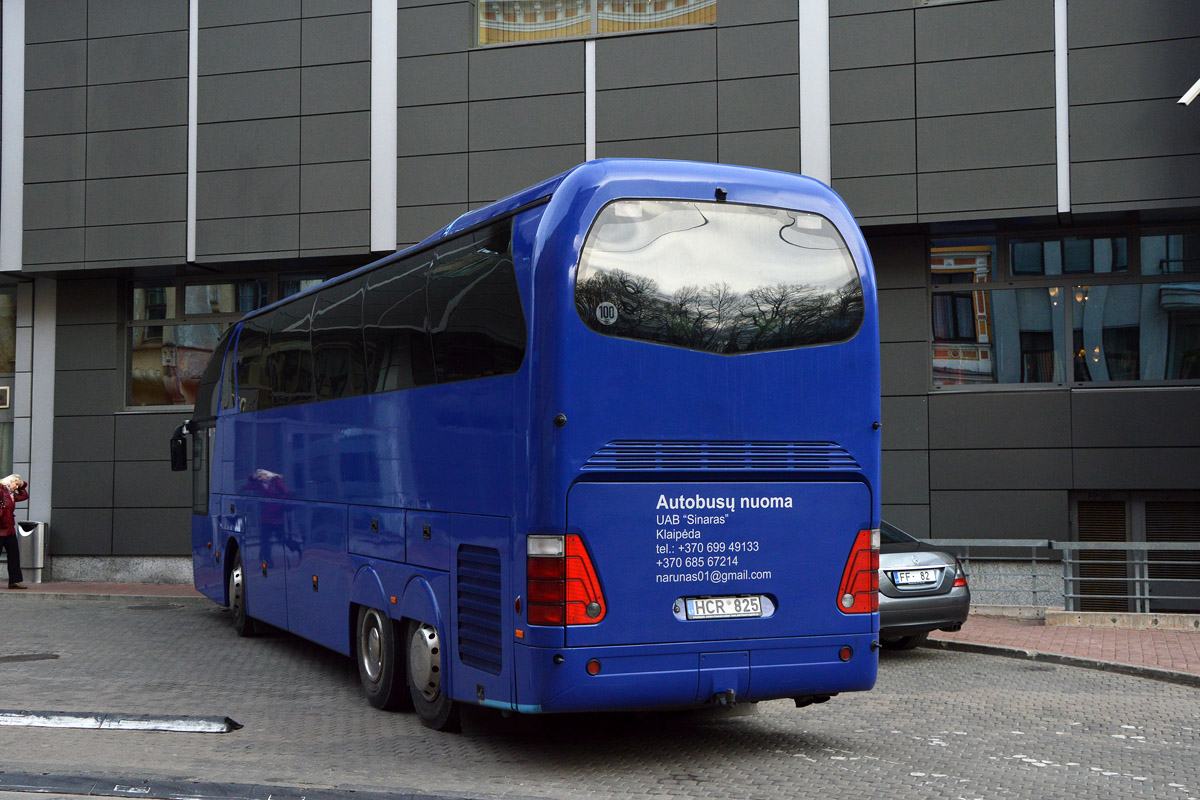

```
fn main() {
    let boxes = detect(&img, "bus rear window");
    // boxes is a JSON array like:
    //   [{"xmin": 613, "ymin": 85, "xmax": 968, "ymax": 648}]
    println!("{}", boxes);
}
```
[{"xmin": 575, "ymin": 200, "xmax": 864, "ymax": 354}]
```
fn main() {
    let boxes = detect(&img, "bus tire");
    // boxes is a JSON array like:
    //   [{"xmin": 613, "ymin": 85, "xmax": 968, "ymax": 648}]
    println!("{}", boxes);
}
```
[
  {"xmin": 228, "ymin": 552, "xmax": 257, "ymax": 638},
  {"xmin": 406, "ymin": 619, "xmax": 459, "ymax": 731},
  {"xmin": 356, "ymin": 606, "xmax": 411, "ymax": 711}
]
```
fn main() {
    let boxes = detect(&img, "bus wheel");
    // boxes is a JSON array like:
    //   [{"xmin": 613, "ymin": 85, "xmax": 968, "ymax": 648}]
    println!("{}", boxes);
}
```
[
  {"xmin": 228, "ymin": 553, "xmax": 257, "ymax": 638},
  {"xmin": 406, "ymin": 619, "xmax": 459, "ymax": 731},
  {"xmin": 356, "ymin": 606, "xmax": 410, "ymax": 711}
]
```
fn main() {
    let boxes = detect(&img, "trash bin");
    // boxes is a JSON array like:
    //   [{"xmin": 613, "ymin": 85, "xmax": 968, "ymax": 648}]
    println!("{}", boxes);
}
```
[{"xmin": 15, "ymin": 521, "xmax": 46, "ymax": 584}]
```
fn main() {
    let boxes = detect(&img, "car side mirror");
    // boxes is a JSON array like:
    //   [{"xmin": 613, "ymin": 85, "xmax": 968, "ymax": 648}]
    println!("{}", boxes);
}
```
[{"xmin": 170, "ymin": 424, "xmax": 188, "ymax": 472}]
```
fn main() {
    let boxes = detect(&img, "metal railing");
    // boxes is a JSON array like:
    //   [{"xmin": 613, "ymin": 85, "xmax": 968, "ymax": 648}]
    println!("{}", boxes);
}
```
[{"xmin": 924, "ymin": 539, "xmax": 1200, "ymax": 613}]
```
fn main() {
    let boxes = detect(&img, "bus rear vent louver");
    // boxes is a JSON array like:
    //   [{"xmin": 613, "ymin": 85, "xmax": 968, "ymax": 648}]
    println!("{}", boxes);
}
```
[
  {"xmin": 456, "ymin": 545, "xmax": 503, "ymax": 676},
  {"xmin": 582, "ymin": 441, "xmax": 860, "ymax": 472}
]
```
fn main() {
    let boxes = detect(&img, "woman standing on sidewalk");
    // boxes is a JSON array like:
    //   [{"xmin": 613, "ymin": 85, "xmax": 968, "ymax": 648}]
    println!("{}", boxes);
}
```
[{"xmin": 0, "ymin": 474, "xmax": 30, "ymax": 589}]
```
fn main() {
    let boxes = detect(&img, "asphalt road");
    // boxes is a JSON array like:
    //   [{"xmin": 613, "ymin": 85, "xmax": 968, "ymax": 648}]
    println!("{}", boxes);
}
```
[{"xmin": 0, "ymin": 596, "xmax": 1197, "ymax": 800}]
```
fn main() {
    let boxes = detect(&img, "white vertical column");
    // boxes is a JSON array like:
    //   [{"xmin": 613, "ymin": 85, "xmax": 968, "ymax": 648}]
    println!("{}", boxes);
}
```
[
  {"xmin": 1, "ymin": 0, "xmax": 26, "ymax": 271},
  {"xmin": 798, "ymin": 0, "xmax": 831, "ymax": 185},
  {"xmin": 371, "ymin": 0, "xmax": 399, "ymax": 252},
  {"xmin": 585, "ymin": 40, "xmax": 597, "ymax": 162},
  {"xmin": 187, "ymin": 0, "xmax": 199, "ymax": 262},
  {"xmin": 1054, "ymin": 0, "xmax": 1070, "ymax": 214},
  {"xmin": 28, "ymin": 278, "xmax": 55, "ymax": 526}
]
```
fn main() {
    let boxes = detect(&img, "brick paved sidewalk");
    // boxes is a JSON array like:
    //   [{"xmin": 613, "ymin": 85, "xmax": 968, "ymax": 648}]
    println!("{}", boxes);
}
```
[{"xmin": 931, "ymin": 614, "xmax": 1200, "ymax": 678}]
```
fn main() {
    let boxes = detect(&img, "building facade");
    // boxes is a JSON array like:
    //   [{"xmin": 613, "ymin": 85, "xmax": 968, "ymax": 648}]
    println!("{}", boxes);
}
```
[{"xmin": 0, "ymin": 0, "xmax": 1196, "ymax": 598}]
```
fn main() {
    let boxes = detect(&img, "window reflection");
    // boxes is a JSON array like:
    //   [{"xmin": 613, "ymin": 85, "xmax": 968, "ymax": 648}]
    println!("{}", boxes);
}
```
[
  {"xmin": 129, "ymin": 323, "xmax": 227, "ymax": 407},
  {"xmin": 476, "ymin": 0, "xmax": 715, "ymax": 45},
  {"xmin": 1010, "ymin": 236, "xmax": 1127, "ymax": 276},
  {"xmin": 1142, "ymin": 234, "xmax": 1200, "ymax": 276},
  {"xmin": 184, "ymin": 280, "xmax": 269, "ymax": 316}
]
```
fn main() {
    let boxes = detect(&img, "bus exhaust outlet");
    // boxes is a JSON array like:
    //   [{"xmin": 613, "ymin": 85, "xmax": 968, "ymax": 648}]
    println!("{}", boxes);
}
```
[
  {"xmin": 712, "ymin": 689, "xmax": 737, "ymax": 707},
  {"xmin": 793, "ymin": 694, "xmax": 833, "ymax": 709}
]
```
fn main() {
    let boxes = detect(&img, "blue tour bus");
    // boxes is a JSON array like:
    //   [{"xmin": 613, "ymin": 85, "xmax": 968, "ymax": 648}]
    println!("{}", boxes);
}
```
[{"xmin": 171, "ymin": 159, "xmax": 881, "ymax": 731}]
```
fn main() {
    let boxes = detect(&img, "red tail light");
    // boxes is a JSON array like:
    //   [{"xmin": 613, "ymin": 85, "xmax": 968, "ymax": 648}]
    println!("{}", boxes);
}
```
[
  {"xmin": 953, "ymin": 558, "xmax": 968, "ymax": 588},
  {"xmin": 527, "ymin": 534, "xmax": 607, "ymax": 626},
  {"xmin": 836, "ymin": 528, "xmax": 879, "ymax": 614}
]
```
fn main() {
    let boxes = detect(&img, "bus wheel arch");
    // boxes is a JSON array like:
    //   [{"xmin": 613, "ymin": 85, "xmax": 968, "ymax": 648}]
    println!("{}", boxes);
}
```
[{"xmin": 350, "ymin": 567, "xmax": 411, "ymax": 711}]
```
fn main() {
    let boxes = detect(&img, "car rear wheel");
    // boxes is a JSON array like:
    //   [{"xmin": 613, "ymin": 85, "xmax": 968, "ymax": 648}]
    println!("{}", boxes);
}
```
[{"xmin": 880, "ymin": 632, "xmax": 928, "ymax": 650}]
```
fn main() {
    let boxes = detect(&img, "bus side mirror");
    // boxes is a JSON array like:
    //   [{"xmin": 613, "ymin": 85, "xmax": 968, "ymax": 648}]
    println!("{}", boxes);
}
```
[{"xmin": 170, "ymin": 424, "xmax": 188, "ymax": 472}]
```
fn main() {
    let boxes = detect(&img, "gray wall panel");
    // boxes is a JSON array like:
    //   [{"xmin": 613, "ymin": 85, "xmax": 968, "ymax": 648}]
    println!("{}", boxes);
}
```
[
  {"xmin": 717, "ymin": 22, "xmax": 797, "ymax": 80},
  {"xmin": 882, "ymin": 395, "xmax": 928, "ymax": 451},
  {"xmin": 26, "ymin": 88, "xmax": 87, "ymax": 136},
  {"xmin": 597, "ymin": 83, "xmax": 715, "ymax": 141},
  {"xmin": 917, "ymin": 109, "xmax": 1055, "ymax": 173},
  {"xmin": 58, "ymin": 279, "xmax": 120, "ymax": 324},
  {"xmin": 832, "ymin": 0, "xmax": 912, "ymax": 15},
  {"xmin": 56, "ymin": 323, "xmax": 118, "ymax": 372},
  {"xmin": 398, "ymin": 103, "xmax": 467, "ymax": 156},
  {"xmin": 931, "ymin": 490, "xmax": 1067, "ymax": 542},
  {"xmin": 1071, "ymin": 388, "xmax": 1200, "ymax": 448},
  {"xmin": 598, "ymin": 135, "xmax": 717, "ymax": 163},
  {"xmin": 1071, "ymin": 39, "xmax": 1200, "ymax": 106},
  {"xmin": 24, "ymin": 229, "xmax": 85, "ymax": 265},
  {"xmin": 196, "ymin": 215, "xmax": 299, "ymax": 257},
  {"xmin": 89, "ymin": 0, "xmax": 188, "ymax": 37},
  {"xmin": 26, "ymin": 41, "xmax": 87, "ymax": 90},
  {"xmin": 717, "ymin": 129, "xmax": 799, "ymax": 173},
  {"xmin": 113, "ymin": 461, "xmax": 189, "ymax": 508},
  {"xmin": 397, "ymin": 3, "xmax": 471, "ymax": 57},
  {"xmin": 930, "ymin": 390, "xmax": 1072, "ymax": 449},
  {"xmin": 831, "ymin": 120, "xmax": 916, "ymax": 178},
  {"xmin": 201, "ymin": 0, "xmax": 300, "ymax": 27},
  {"xmin": 85, "ymin": 222, "xmax": 186, "ymax": 262},
  {"xmin": 86, "ymin": 175, "xmax": 187, "ymax": 226},
  {"xmin": 53, "ymin": 461, "xmax": 115, "ymax": 508},
  {"xmin": 830, "ymin": 10, "xmax": 913, "ymax": 71},
  {"xmin": 27, "ymin": 0, "xmax": 87, "ymax": 44},
  {"xmin": 24, "ymin": 182, "xmax": 85, "ymax": 229},
  {"xmin": 882, "ymin": 450, "xmax": 929, "ymax": 506},
  {"xmin": 916, "ymin": 54, "xmax": 1054, "ymax": 118},
  {"xmin": 717, "ymin": 76, "xmax": 799, "ymax": 132},
  {"xmin": 45, "ymin": 509, "xmax": 113, "ymax": 556},
  {"xmin": 869, "ymin": 235, "xmax": 927, "ymax": 290},
  {"xmin": 931, "ymin": 449, "xmax": 1073, "ymax": 491},
  {"xmin": 596, "ymin": 29, "xmax": 714, "ymax": 89},
  {"xmin": 1069, "ymin": 0, "xmax": 1200, "ymax": 48},
  {"xmin": 89, "ymin": 80, "xmax": 188, "ymax": 130},
  {"xmin": 198, "ymin": 167, "xmax": 299, "ymax": 218},
  {"xmin": 305, "ymin": 0, "xmax": 371, "ymax": 15},
  {"xmin": 470, "ymin": 41, "xmax": 585, "ymax": 98},
  {"xmin": 830, "ymin": 66, "xmax": 914, "ymax": 124},
  {"xmin": 468, "ymin": 145, "xmax": 584, "ymax": 204},
  {"xmin": 397, "ymin": 203, "xmax": 467, "ymax": 246},
  {"xmin": 469, "ymin": 94, "xmax": 583, "ymax": 151},
  {"xmin": 199, "ymin": 70, "xmax": 300, "ymax": 122},
  {"xmin": 301, "ymin": 13, "xmax": 369, "ymax": 66},
  {"xmin": 879, "ymin": 287, "xmax": 927, "ymax": 343},
  {"xmin": 918, "ymin": 165, "xmax": 1056, "ymax": 216},
  {"xmin": 299, "ymin": 162, "xmax": 369, "ymax": 213},
  {"xmin": 881, "ymin": 505, "xmax": 930, "ymax": 538},
  {"xmin": 300, "ymin": 210, "xmax": 370, "ymax": 250},
  {"xmin": 719, "ymin": 0, "xmax": 795, "ymax": 25},
  {"xmin": 832, "ymin": 175, "xmax": 917, "ymax": 221},
  {"xmin": 88, "ymin": 32, "xmax": 189, "ymax": 85},
  {"xmin": 302, "ymin": 62, "xmax": 371, "ymax": 114},
  {"xmin": 86, "ymin": 127, "xmax": 188, "ymax": 179},
  {"xmin": 302, "ymin": 112, "xmax": 370, "ymax": 163},
  {"xmin": 398, "ymin": 53, "xmax": 468, "ymax": 107},
  {"xmin": 26, "ymin": 135, "xmax": 87, "ymax": 183},
  {"xmin": 915, "ymin": 0, "xmax": 1052, "ymax": 62},
  {"xmin": 199, "ymin": 118, "xmax": 300, "ymax": 170},
  {"xmin": 53, "ymin": 416, "xmax": 116, "ymax": 463},
  {"xmin": 1072, "ymin": 154, "xmax": 1200, "ymax": 208},
  {"xmin": 1074, "ymin": 449, "xmax": 1200, "ymax": 490},
  {"xmin": 396, "ymin": 154, "xmax": 467, "ymax": 206},
  {"xmin": 112, "ymin": 508, "xmax": 191, "ymax": 556},
  {"xmin": 200, "ymin": 20, "xmax": 300, "ymax": 75},
  {"xmin": 881, "ymin": 341, "xmax": 929, "ymax": 396},
  {"xmin": 1071, "ymin": 100, "xmax": 1198, "ymax": 162}
]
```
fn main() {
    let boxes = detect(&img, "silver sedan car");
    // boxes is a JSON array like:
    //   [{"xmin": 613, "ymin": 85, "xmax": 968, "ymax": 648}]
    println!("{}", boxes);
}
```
[{"xmin": 878, "ymin": 521, "xmax": 970, "ymax": 650}]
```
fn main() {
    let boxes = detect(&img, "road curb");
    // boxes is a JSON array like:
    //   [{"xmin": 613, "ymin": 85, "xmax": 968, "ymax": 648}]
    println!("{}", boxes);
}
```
[
  {"xmin": 925, "ymin": 637, "xmax": 1200, "ymax": 689},
  {"xmin": 0, "ymin": 592, "xmax": 208, "ymax": 604}
]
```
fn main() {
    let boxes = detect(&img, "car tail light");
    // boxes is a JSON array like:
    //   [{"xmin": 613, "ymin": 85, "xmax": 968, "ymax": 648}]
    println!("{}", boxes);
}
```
[
  {"xmin": 837, "ymin": 528, "xmax": 879, "ymax": 614},
  {"xmin": 527, "ymin": 534, "xmax": 607, "ymax": 626},
  {"xmin": 953, "ymin": 557, "xmax": 968, "ymax": 588}
]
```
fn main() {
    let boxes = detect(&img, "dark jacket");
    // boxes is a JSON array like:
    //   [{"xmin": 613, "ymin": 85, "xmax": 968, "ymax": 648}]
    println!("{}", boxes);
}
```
[{"xmin": 0, "ymin": 484, "xmax": 29, "ymax": 537}]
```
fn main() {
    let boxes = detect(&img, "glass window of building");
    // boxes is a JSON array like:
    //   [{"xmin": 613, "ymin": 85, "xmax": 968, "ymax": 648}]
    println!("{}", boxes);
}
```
[{"xmin": 475, "ymin": 0, "xmax": 716, "ymax": 45}]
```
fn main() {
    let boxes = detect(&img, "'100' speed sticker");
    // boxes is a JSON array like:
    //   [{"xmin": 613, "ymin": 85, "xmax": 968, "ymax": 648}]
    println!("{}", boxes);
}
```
[{"xmin": 595, "ymin": 302, "xmax": 617, "ymax": 325}]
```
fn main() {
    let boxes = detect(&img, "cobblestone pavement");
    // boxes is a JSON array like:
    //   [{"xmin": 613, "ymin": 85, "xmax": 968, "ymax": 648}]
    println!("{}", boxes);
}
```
[{"xmin": 1, "ymin": 596, "xmax": 1198, "ymax": 800}]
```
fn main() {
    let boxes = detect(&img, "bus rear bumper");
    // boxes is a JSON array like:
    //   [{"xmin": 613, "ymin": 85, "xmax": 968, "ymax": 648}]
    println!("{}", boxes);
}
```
[{"xmin": 511, "ymin": 632, "xmax": 878, "ymax": 714}]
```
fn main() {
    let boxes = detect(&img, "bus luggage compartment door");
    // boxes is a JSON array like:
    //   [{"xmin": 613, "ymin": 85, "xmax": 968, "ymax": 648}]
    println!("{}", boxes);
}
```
[{"xmin": 564, "ymin": 481, "xmax": 873, "ymax": 648}]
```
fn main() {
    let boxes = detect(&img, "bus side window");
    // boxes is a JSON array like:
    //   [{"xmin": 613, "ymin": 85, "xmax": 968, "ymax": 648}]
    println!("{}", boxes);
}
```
[
  {"xmin": 235, "ymin": 320, "xmax": 269, "ymax": 412},
  {"xmin": 427, "ymin": 221, "xmax": 526, "ymax": 383},
  {"xmin": 312, "ymin": 276, "xmax": 367, "ymax": 402},
  {"xmin": 260, "ymin": 299, "xmax": 316, "ymax": 408},
  {"xmin": 221, "ymin": 327, "xmax": 239, "ymax": 410},
  {"xmin": 363, "ymin": 256, "xmax": 434, "ymax": 393}
]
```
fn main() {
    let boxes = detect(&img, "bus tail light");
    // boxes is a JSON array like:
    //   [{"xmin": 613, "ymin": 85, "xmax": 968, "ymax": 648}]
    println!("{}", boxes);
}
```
[
  {"xmin": 527, "ymin": 534, "xmax": 607, "ymax": 626},
  {"xmin": 836, "ymin": 528, "xmax": 879, "ymax": 614}
]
